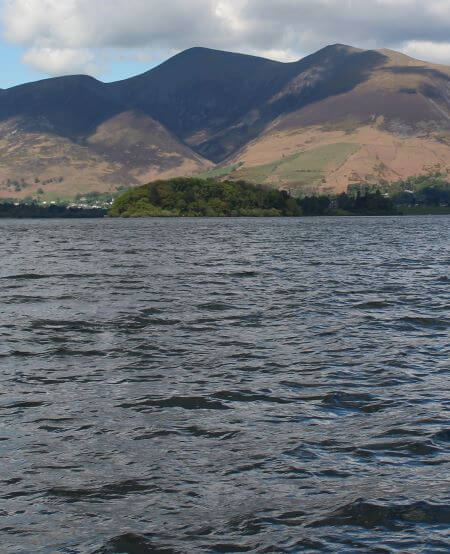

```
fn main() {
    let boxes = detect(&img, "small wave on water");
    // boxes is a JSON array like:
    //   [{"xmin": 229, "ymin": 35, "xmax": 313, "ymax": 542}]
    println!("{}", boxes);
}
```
[
  {"xmin": 95, "ymin": 533, "xmax": 177, "ymax": 554},
  {"xmin": 311, "ymin": 499, "xmax": 450, "ymax": 529},
  {"xmin": 1, "ymin": 216, "xmax": 449, "ymax": 553}
]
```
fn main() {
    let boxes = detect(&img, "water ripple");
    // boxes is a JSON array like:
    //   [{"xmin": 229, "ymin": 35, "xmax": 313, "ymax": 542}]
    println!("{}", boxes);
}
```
[{"xmin": 1, "ymin": 216, "xmax": 449, "ymax": 553}]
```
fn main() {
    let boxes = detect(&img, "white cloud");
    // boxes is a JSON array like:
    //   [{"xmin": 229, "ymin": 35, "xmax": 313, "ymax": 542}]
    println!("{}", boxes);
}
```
[
  {"xmin": 402, "ymin": 40, "xmax": 450, "ymax": 65},
  {"xmin": 1, "ymin": 0, "xmax": 449, "ymax": 76},
  {"xmin": 23, "ymin": 45, "xmax": 97, "ymax": 75}
]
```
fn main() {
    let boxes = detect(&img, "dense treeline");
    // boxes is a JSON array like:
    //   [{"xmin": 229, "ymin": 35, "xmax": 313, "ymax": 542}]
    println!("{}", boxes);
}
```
[
  {"xmin": 0, "ymin": 203, "xmax": 106, "ymax": 218},
  {"xmin": 5, "ymin": 173, "xmax": 446, "ymax": 219},
  {"xmin": 298, "ymin": 191, "xmax": 398, "ymax": 216},
  {"xmin": 348, "ymin": 172, "xmax": 450, "ymax": 207},
  {"xmin": 109, "ymin": 177, "xmax": 399, "ymax": 217},
  {"xmin": 338, "ymin": 191, "xmax": 398, "ymax": 215},
  {"xmin": 391, "ymin": 174, "xmax": 450, "ymax": 207},
  {"xmin": 109, "ymin": 178, "xmax": 301, "ymax": 217},
  {"xmin": 297, "ymin": 174, "xmax": 450, "ymax": 215},
  {"xmin": 298, "ymin": 191, "xmax": 397, "ymax": 215}
]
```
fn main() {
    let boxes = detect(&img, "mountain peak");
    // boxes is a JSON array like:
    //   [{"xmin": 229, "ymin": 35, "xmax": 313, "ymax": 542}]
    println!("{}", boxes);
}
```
[
  {"xmin": 164, "ymin": 45, "xmax": 282, "ymax": 66},
  {"xmin": 313, "ymin": 43, "xmax": 364, "ymax": 56},
  {"xmin": 0, "ymin": 43, "xmax": 448, "ymax": 201},
  {"xmin": 327, "ymin": 43, "xmax": 361, "ymax": 51},
  {"xmin": 7, "ymin": 73, "xmax": 102, "ymax": 92}
]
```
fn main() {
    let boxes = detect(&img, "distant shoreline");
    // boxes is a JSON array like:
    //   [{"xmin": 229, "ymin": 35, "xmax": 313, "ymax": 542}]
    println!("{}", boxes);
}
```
[
  {"xmin": 0, "ymin": 204, "xmax": 106, "ymax": 219},
  {"xmin": 2, "ymin": 212, "xmax": 450, "ymax": 220}
]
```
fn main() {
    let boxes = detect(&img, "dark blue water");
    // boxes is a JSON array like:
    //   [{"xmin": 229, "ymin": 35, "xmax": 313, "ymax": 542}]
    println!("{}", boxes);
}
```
[{"xmin": 1, "ymin": 216, "xmax": 449, "ymax": 553}]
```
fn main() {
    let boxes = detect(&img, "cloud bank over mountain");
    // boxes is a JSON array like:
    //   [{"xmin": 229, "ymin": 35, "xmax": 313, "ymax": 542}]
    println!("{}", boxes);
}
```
[{"xmin": 2, "ymin": 0, "xmax": 450, "ymax": 76}]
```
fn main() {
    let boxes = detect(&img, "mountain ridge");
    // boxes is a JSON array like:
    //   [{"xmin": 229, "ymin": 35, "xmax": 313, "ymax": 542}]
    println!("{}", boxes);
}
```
[{"xmin": 0, "ymin": 44, "xmax": 448, "ymax": 199}]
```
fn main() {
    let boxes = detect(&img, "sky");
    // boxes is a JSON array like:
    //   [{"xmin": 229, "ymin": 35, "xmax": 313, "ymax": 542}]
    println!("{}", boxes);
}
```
[{"xmin": 1, "ymin": 0, "xmax": 449, "ymax": 88}]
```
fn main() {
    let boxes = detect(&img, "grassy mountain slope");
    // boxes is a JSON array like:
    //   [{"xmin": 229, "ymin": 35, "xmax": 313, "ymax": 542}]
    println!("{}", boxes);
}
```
[
  {"xmin": 219, "ymin": 125, "xmax": 449, "ymax": 193},
  {"xmin": 218, "ymin": 49, "xmax": 450, "ymax": 192}
]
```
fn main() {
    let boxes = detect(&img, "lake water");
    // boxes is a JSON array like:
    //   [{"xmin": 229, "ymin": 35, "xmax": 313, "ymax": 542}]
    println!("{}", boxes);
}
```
[{"xmin": 1, "ymin": 216, "xmax": 449, "ymax": 553}]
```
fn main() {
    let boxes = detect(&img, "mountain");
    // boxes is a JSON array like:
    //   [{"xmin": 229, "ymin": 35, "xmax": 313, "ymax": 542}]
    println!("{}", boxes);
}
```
[
  {"xmin": 110, "ymin": 45, "xmax": 387, "ymax": 162},
  {"xmin": 0, "ymin": 45, "xmax": 449, "ymax": 199},
  {"xmin": 225, "ymin": 48, "xmax": 450, "ymax": 193}
]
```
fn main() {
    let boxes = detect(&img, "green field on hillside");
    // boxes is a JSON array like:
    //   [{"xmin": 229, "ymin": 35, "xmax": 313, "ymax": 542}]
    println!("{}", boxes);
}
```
[
  {"xmin": 229, "ymin": 143, "xmax": 360, "ymax": 192},
  {"xmin": 196, "ymin": 163, "xmax": 244, "ymax": 179}
]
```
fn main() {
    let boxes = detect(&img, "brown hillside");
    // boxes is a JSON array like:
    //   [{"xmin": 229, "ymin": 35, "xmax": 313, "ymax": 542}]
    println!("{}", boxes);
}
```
[
  {"xmin": 222, "ymin": 49, "xmax": 450, "ymax": 193},
  {"xmin": 0, "ymin": 45, "xmax": 448, "ymax": 198},
  {"xmin": 0, "ymin": 112, "xmax": 211, "ymax": 200},
  {"xmin": 227, "ymin": 125, "xmax": 449, "ymax": 194}
]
